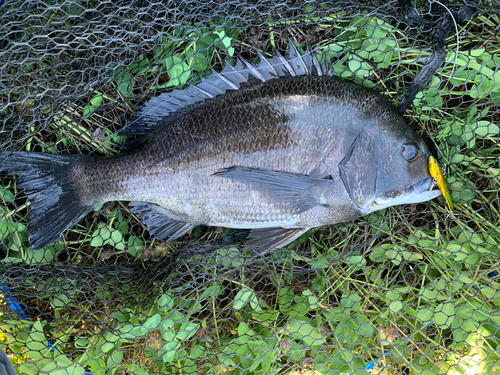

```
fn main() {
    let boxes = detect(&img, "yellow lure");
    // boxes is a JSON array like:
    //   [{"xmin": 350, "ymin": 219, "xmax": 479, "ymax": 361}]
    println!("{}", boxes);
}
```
[{"xmin": 428, "ymin": 156, "xmax": 453, "ymax": 211}]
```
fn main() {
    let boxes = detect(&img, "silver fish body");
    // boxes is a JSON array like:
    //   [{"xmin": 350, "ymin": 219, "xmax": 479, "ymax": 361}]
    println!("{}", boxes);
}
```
[{"xmin": 1, "ymin": 48, "xmax": 441, "ymax": 249}]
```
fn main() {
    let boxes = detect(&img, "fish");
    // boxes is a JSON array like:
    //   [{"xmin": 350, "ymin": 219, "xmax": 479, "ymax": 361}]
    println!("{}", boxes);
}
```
[
  {"xmin": 428, "ymin": 156, "xmax": 453, "ymax": 211},
  {"xmin": 0, "ymin": 43, "xmax": 442, "ymax": 250}
]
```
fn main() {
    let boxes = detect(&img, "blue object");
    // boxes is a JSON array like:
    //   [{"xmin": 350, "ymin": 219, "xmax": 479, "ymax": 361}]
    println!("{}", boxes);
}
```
[
  {"xmin": 365, "ymin": 361, "xmax": 377, "ymax": 370},
  {"xmin": 472, "ymin": 271, "xmax": 497, "ymax": 292},
  {"xmin": 1, "ymin": 283, "xmax": 92, "ymax": 372},
  {"xmin": 0, "ymin": 283, "xmax": 29, "ymax": 320},
  {"xmin": 0, "ymin": 283, "xmax": 55, "ymax": 354},
  {"xmin": 365, "ymin": 350, "xmax": 387, "ymax": 370}
]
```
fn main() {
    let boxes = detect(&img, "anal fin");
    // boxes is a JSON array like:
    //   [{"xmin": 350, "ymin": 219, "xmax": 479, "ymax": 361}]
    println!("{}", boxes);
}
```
[
  {"xmin": 129, "ymin": 202, "xmax": 194, "ymax": 241},
  {"xmin": 247, "ymin": 227, "xmax": 310, "ymax": 249}
]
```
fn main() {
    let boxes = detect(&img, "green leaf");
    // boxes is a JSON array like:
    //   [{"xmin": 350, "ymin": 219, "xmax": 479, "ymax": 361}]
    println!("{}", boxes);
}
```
[
  {"xmin": 160, "ymin": 321, "xmax": 175, "ymax": 336},
  {"xmin": 418, "ymin": 308, "xmax": 434, "ymax": 322},
  {"xmin": 390, "ymin": 301, "xmax": 403, "ymax": 313},
  {"xmin": 344, "ymin": 254, "xmax": 366, "ymax": 270},
  {"xmin": 163, "ymin": 55, "xmax": 191, "ymax": 88},
  {"xmin": 51, "ymin": 293, "xmax": 72, "ymax": 309},
  {"xmin": 127, "ymin": 236, "xmax": 143, "ymax": 256},
  {"xmin": 157, "ymin": 293, "xmax": 175, "ymax": 310},
  {"xmin": 348, "ymin": 57, "xmax": 361, "ymax": 73},
  {"xmin": 10, "ymin": 230, "xmax": 24, "ymax": 252},
  {"xmin": 252, "ymin": 309, "xmax": 279, "ymax": 322},
  {"xmin": 22, "ymin": 247, "xmax": 55, "ymax": 264},
  {"xmin": 82, "ymin": 105, "xmax": 92, "ymax": 118},
  {"xmin": 75, "ymin": 338, "xmax": 90, "ymax": 348},
  {"xmin": 465, "ymin": 253, "xmax": 480, "ymax": 268},
  {"xmin": 0, "ymin": 219, "xmax": 26, "ymax": 235},
  {"xmin": 200, "ymin": 285, "xmax": 220, "ymax": 300},
  {"xmin": 385, "ymin": 249, "xmax": 402, "ymax": 265},
  {"xmin": 278, "ymin": 287, "xmax": 294, "ymax": 308},
  {"xmin": 176, "ymin": 322, "xmax": 198, "ymax": 341},
  {"xmin": 233, "ymin": 288, "xmax": 258, "ymax": 310},
  {"xmin": 354, "ymin": 314, "xmax": 374, "ymax": 336},
  {"xmin": 287, "ymin": 320, "xmax": 325, "ymax": 347},
  {"xmin": 341, "ymin": 292, "xmax": 361, "ymax": 311},
  {"xmin": 403, "ymin": 251, "xmax": 423, "ymax": 262},
  {"xmin": 18, "ymin": 363, "xmax": 40, "ymax": 374},
  {"xmin": 0, "ymin": 184, "xmax": 14, "ymax": 202},
  {"xmin": 473, "ymin": 121, "xmax": 500, "ymax": 137},
  {"xmin": 119, "ymin": 324, "xmax": 148, "ymax": 339},
  {"xmin": 90, "ymin": 224, "xmax": 108, "ymax": 247},
  {"xmin": 324, "ymin": 43, "xmax": 346, "ymax": 58},
  {"xmin": 481, "ymin": 286, "xmax": 497, "ymax": 300},
  {"xmin": 128, "ymin": 57, "xmax": 151, "ymax": 75},
  {"xmin": 26, "ymin": 321, "xmax": 47, "ymax": 358},
  {"xmin": 186, "ymin": 49, "xmax": 208, "ymax": 72},
  {"xmin": 219, "ymin": 36, "xmax": 232, "ymax": 49},
  {"xmin": 238, "ymin": 322, "xmax": 250, "ymax": 336},
  {"xmin": 108, "ymin": 350, "xmax": 123, "ymax": 367},
  {"xmin": 421, "ymin": 288, "xmax": 439, "ymax": 301},
  {"xmin": 143, "ymin": 313, "xmax": 161, "ymax": 329},
  {"xmin": 161, "ymin": 341, "xmax": 180, "ymax": 363},
  {"xmin": 110, "ymin": 229, "xmax": 124, "ymax": 250},
  {"xmin": 462, "ymin": 319, "xmax": 479, "ymax": 332},
  {"xmin": 118, "ymin": 219, "xmax": 128, "ymax": 235},
  {"xmin": 189, "ymin": 346, "xmax": 205, "ymax": 359},
  {"xmin": 433, "ymin": 302, "xmax": 456, "ymax": 328},
  {"xmin": 117, "ymin": 74, "xmax": 134, "ymax": 97},
  {"xmin": 90, "ymin": 95, "xmax": 103, "ymax": 107},
  {"xmin": 90, "ymin": 223, "xmax": 125, "ymax": 250},
  {"xmin": 370, "ymin": 245, "xmax": 388, "ymax": 262}
]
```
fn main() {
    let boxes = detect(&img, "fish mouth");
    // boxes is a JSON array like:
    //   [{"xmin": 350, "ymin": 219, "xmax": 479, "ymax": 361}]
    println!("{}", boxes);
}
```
[
  {"xmin": 412, "ymin": 176, "xmax": 440, "ymax": 194},
  {"xmin": 361, "ymin": 177, "xmax": 442, "ymax": 213}
]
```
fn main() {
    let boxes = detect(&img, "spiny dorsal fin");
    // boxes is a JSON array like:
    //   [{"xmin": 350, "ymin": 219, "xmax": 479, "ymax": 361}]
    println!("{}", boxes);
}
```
[
  {"xmin": 287, "ymin": 41, "xmax": 308, "ymax": 76},
  {"xmin": 122, "ymin": 41, "xmax": 329, "ymax": 136}
]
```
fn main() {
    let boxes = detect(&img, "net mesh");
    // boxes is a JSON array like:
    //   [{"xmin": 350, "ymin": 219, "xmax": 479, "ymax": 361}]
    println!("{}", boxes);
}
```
[{"xmin": 1, "ymin": 0, "xmax": 500, "ymax": 374}]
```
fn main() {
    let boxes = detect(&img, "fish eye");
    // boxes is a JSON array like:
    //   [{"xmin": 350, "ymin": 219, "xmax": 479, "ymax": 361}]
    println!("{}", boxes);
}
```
[{"xmin": 402, "ymin": 142, "xmax": 419, "ymax": 162}]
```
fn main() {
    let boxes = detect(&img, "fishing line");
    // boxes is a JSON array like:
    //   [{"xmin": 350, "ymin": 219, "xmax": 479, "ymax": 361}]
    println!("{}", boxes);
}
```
[{"xmin": 430, "ymin": 0, "xmax": 460, "ymax": 89}]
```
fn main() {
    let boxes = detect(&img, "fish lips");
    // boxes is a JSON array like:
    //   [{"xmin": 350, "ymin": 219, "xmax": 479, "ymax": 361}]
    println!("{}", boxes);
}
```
[
  {"xmin": 361, "ymin": 177, "xmax": 442, "ymax": 213},
  {"xmin": 412, "ymin": 176, "xmax": 438, "ymax": 194}
]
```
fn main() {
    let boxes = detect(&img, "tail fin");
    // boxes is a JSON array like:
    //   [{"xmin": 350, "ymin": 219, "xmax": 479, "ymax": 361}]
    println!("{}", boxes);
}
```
[{"xmin": 1, "ymin": 151, "xmax": 94, "ymax": 249}]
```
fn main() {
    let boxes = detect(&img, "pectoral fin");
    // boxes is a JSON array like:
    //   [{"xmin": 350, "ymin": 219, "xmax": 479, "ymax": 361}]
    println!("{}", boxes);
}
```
[
  {"xmin": 213, "ymin": 166, "xmax": 332, "ymax": 214},
  {"xmin": 129, "ymin": 202, "xmax": 194, "ymax": 241},
  {"xmin": 248, "ymin": 227, "xmax": 310, "ymax": 249}
]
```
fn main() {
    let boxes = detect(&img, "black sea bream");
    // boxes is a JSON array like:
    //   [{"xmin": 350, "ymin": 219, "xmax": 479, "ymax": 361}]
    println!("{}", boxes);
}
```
[{"xmin": 0, "ymin": 45, "xmax": 441, "ymax": 249}]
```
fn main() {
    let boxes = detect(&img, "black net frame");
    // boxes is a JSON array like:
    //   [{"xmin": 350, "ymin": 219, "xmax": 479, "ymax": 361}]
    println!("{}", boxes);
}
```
[{"xmin": 1, "ymin": 0, "xmax": 499, "ymax": 374}]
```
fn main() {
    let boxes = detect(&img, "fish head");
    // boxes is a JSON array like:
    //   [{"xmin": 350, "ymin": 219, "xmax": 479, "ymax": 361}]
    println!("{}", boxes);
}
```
[{"xmin": 339, "ymin": 116, "xmax": 442, "ymax": 214}]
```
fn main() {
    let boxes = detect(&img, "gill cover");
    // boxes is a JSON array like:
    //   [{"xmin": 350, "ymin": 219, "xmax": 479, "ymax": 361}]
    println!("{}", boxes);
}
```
[
  {"xmin": 338, "ymin": 131, "xmax": 379, "ymax": 208},
  {"xmin": 339, "ymin": 128, "xmax": 441, "ymax": 213}
]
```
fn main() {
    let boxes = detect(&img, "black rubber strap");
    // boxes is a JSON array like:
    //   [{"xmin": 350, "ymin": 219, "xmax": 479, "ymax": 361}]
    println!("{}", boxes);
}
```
[
  {"xmin": 398, "ymin": 0, "xmax": 429, "ymax": 26},
  {"xmin": 397, "ymin": 1, "xmax": 477, "ymax": 114}
]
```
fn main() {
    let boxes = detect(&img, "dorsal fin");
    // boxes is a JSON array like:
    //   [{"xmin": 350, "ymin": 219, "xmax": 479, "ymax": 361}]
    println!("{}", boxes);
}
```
[
  {"xmin": 121, "ymin": 41, "xmax": 328, "ymax": 136},
  {"xmin": 286, "ymin": 41, "xmax": 308, "ymax": 76}
]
